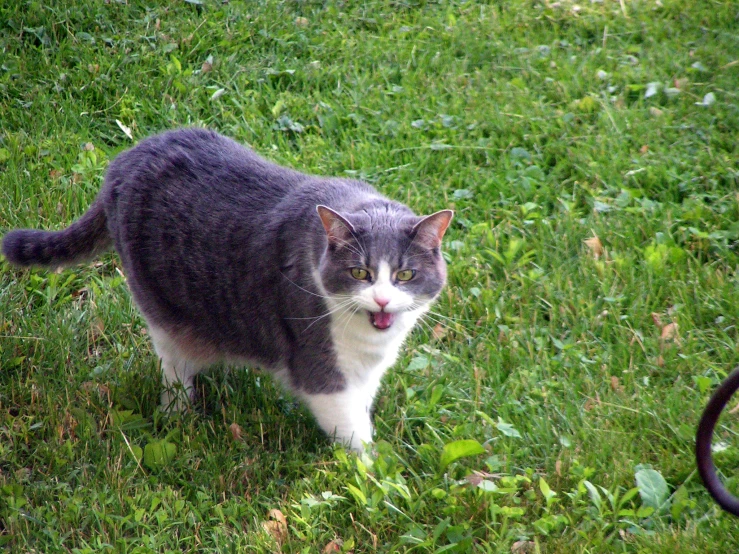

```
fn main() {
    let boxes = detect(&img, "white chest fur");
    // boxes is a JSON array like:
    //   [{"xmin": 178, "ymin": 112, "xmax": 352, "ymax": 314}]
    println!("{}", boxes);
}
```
[
  {"xmin": 330, "ymin": 309, "xmax": 417, "ymax": 386},
  {"xmin": 303, "ymin": 261, "xmax": 430, "ymax": 450}
]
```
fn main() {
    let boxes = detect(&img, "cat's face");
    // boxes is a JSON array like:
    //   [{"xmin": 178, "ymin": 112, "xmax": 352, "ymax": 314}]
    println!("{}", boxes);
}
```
[{"xmin": 316, "ymin": 205, "xmax": 452, "ymax": 331}]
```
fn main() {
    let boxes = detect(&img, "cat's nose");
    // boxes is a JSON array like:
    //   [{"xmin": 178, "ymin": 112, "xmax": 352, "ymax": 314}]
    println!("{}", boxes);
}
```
[{"xmin": 373, "ymin": 297, "xmax": 390, "ymax": 310}]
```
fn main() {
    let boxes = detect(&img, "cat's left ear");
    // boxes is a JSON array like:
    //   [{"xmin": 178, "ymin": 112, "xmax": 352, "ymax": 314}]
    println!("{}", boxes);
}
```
[
  {"xmin": 412, "ymin": 210, "xmax": 454, "ymax": 249},
  {"xmin": 316, "ymin": 205, "xmax": 356, "ymax": 245}
]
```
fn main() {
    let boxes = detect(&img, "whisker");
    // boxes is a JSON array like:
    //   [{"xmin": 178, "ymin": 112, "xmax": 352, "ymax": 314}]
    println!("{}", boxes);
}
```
[
  {"xmin": 304, "ymin": 300, "xmax": 357, "ymax": 331},
  {"xmin": 331, "ymin": 237, "xmax": 366, "ymax": 259},
  {"xmin": 284, "ymin": 298, "xmax": 355, "ymax": 321},
  {"xmin": 340, "ymin": 303, "xmax": 365, "ymax": 344},
  {"xmin": 279, "ymin": 271, "xmax": 331, "ymax": 299}
]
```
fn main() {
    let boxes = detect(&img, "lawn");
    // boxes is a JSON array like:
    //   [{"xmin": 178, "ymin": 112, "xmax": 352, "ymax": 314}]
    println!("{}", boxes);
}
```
[{"xmin": 1, "ymin": 0, "xmax": 738, "ymax": 552}]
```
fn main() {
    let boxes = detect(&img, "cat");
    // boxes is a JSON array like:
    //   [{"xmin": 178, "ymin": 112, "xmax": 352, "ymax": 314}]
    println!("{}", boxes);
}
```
[
  {"xmin": 696, "ymin": 366, "xmax": 739, "ymax": 516},
  {"xmin": 2, "ymin": 128, "xmax": 453, "ymax": 451}
]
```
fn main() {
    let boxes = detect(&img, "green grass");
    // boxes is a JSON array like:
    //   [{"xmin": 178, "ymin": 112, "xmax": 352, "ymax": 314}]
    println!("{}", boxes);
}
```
[{"xmin": 1, "ymin": 0, "xmax": 738, "ymax": 551}]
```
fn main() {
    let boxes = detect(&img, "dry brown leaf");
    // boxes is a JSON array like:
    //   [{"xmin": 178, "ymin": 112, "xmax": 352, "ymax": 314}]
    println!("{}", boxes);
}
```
[
  {"xmin": 555, "ymin": 459, "xmax": 562, "ymax": 477},
  {"xmin": 323, "ymin": 539, "xmax": 343, "ymax": 553},
  {"xmin": 661, "ymin": 322, "xmax": 678, "ymax": 341},
  {"xmin": 584, "ymin": 236, "xmax": 604, "ymax": 259},
  {"xmin": 610, "ymin": 376, "xmax": 623, "ymax": 394},
  {"xmin": 201, "ymin": 61, "xmax": 212, "ymax": 73},
  {"xmin": 639, "ymin": 144, "xmax": 649, "ymax": 154},
  {"xmin": 512, "ymin": 540, "xmax": 536, "ymax": 553},
  {"xmin": 229, "ymin": 422, "xmax": 244, "ymax": 441},
  {"xmin": 584, "ymin": 393, "xmax": 601, "ymax": 412},
  {"xmin": 432, "ymin": 323, "xmax": 447, "ymax": 340},
  {"xmin": 90, "ymin": 317, "xmax": 105, "ymax": 341},
  {"xmin": 655, "ymin": 355, "xmax": 665, "ymax": 368},
  {"xmin": 263, "ymin": 509, "xmax": 288, "ymax": 545},
  {"xmin": 81, "ymin": 381, "xmax": 110, "ymax": 395},
  {"xmin": 674, "ymin": 77, "xmax": 689, "ymax": 90},
  {"xmin": 465, "ymin": 473, "xmax": 484, "ymax": 487}
]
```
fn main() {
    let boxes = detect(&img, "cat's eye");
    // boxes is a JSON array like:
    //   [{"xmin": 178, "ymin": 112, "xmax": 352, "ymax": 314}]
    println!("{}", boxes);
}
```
[
  {"xmin": 350, "ymin": 267, "xmax": 370, "ymax": 280},
  {"xmin": 396, "ymin": 269, "xmax": 416, "ymax": 282}
]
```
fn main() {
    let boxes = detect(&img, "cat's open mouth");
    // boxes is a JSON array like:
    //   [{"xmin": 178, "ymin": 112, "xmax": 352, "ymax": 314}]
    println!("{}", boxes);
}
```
[{"xmin": 369, "ymin": 310, "xmax": 395, "ymax": 330}]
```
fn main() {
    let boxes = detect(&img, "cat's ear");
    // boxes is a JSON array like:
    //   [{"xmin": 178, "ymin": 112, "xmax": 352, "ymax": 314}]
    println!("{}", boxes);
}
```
[
  {"xmin": 316, "ymin": 205, "xmax": 356, "ymax": 245},
  {"xmin": 411, "ymin": 210, "xmax": 454, "ymax": 249}
]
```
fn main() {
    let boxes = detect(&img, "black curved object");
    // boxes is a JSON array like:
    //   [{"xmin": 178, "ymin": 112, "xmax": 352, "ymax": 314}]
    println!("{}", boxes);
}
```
[{"xmin": 696, "ymin": 366, "xmax": 739, "ymax": 516}]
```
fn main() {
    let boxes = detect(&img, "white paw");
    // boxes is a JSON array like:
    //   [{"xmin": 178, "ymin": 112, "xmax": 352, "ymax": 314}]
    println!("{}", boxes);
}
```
[
  {"xmin": 334, "ymin": 422, "xmax": 374, "ymax": 453},
  {"xmin": 160, "ymin": 386, "xmax": 192, "ymax": 413}
]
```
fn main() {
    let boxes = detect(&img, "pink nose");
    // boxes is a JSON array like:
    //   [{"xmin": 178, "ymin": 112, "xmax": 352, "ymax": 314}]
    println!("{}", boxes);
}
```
[{"xmin": 374, "ymin": 297, "xmax": 389, "ymax": 309}]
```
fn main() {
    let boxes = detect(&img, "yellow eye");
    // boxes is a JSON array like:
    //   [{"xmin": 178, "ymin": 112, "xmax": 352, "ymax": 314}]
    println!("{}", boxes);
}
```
[
  {"xmin": 396, "ymin": 269, "xmax": 416, "ymax": 282},
  {"xmin": 351, "ymin": 267, "xmax": 369, "ymax": 280}
]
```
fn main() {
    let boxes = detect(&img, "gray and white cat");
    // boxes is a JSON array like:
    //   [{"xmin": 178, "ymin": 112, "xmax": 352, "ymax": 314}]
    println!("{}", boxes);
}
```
[{"xmin": 2, "ymin": 128, "xmax": 452, "ymax": 451}]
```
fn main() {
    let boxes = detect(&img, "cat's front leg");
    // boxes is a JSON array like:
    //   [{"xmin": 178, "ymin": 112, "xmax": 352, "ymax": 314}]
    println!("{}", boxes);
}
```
[{"xmin": 301, "ymin": 386, "xmax": 375, "ymax": 451}]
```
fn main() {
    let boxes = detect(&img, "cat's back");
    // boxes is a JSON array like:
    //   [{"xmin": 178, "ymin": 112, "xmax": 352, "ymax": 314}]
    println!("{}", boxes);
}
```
[{"xmin": 103, "ymin": 128, "xmax": 304, "ymax": 213}]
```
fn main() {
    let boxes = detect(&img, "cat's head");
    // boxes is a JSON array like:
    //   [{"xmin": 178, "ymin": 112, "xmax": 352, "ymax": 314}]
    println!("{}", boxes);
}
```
[{"xmin": 315, "ymin": 203, "xmax": 453, "ymax": 332}]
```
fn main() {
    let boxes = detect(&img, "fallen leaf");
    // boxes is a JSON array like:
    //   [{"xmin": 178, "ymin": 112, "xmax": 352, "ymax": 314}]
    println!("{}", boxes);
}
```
[
  {"xmin": 432, "ymin": 323, "xmax": 447, "ymax": 340},
  {"xmin": 661, "ymin": 322, "xmax": 678, "ymax": 341},
  {"xmin": 512, "ymin": 541, "xmax": 536, "ymax": 553},
  {"xmin": 674, "ymin": 77, "xmax": 689, "ymax": 90},
  {"xmin": 584, "ymin": 236, "xmax": 604, "ymax": 259},
  {"xmin": 91, "ymin": 317, "xmax": 105, "ymax": 340},
  {"xmin": 584, "ymin": 393, "xmax": 601, "ymax": 411},
  {"xmin": 555, "ymin": 459, "xmax": 562, "ymax": 477},
  {"xmin": 323, "ymin": 539, "xmax": 343, "ymax": 553},
  {"xmin": 466, "ymin": 473, "xmax": 484, "ymax": 487},
  {"xmin": 201, "ymin": 61, "xmax": 212, "ymax": 73},
  {"xmin": 651, "ymin": 312, "xmax": 663, "ymax": 328},
  {"xmin": 639, "ymin": 144, "xmax": 649, "ymax": 154},
  {"xmin": 295, "ymin": 16, "xmax": 309, "ymax": 27},
  {"xmin": 263, "ymin": 509, "xmax": 288, "ymax": 545},
  {"xmin": 229, "ymin": 422, "xmax": 244, "ymax": 441},
  {"xmin": 655, "ymin": 355, "xmax": 665, "ymax": 368},
  {"xmin": 610, "ymin": 376, "xmax": 623, "ymax": 394}
]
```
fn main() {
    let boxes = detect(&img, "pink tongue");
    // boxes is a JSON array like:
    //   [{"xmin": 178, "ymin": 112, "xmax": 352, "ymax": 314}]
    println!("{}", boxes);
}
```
[{"xmin": 372, "ymin": 311, "xmax": 395, "ymax": 330}]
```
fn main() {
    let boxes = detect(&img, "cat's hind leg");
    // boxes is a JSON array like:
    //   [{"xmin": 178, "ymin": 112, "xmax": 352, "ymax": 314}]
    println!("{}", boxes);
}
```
[{"xmin": 148, "ymin": 326, "xmax": 210, "ymax": 412}]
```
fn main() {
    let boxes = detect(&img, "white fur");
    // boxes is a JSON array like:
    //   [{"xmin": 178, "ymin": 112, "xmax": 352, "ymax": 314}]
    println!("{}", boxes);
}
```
[
  {"xmin": 149, "ymin": 326, "xmax": 208, "ymax": 412},
  {"xmin": 306, "ymin": 260, "xmax": 428, "ymax": 450}
]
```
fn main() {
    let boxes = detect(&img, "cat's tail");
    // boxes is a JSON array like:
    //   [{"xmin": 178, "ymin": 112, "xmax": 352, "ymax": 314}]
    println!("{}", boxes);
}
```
[{"xmin": 2, "ymin": 200, "xmax": 111, "ymax": 268}]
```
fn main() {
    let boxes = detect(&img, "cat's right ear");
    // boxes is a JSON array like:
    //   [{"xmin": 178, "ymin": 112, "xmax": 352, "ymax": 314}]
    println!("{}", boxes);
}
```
[{"xmin": 316, "ymin": 205, "xmax": 356, "ymax": 246}]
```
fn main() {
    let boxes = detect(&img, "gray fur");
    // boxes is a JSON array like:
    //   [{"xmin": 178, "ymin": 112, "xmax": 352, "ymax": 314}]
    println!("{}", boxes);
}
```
[{"xmin": 2, "ymin": 128, "xmax": 452, "ymax": 441}]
